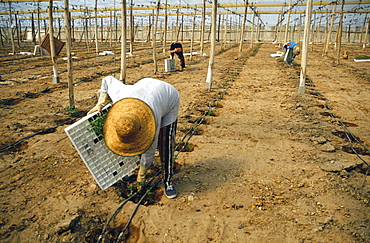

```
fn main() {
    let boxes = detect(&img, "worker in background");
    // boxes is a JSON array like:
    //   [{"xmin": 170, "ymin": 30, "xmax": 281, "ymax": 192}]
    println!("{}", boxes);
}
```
[
  {"xmin": 169, "ymin": 42, "xmax": 186, "ymax": 71},
  {"xmin": 282, "ymin": 41, "xmax": 300, "ymax": 65}
]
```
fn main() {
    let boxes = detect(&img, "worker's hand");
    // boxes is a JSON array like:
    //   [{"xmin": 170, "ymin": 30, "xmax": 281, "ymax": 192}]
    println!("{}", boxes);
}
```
[
  {"xmin": 87, "ymin": 93, "xmax": 109, "ymax": 116},
  {"xmin": 87, "ymin": 105, "xmax": 102, "ymax": 115}
]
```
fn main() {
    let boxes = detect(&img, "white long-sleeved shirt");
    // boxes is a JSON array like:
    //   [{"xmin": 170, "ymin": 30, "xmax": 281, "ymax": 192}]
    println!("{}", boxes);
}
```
[{"xmin": 99, "ymin": 76, "xmax": 179, "ymax": 167}]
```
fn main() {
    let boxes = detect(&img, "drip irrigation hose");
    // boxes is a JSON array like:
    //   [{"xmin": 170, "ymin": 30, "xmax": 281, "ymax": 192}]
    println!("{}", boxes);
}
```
[
  {"xmin": 305, "ymin": 77, "xmax": 370, "ymax": 191},
  {"xmin": 0, "ymin": 114, "xmax": 84, "ymax": 153},
  {"xmin": 306, "ymin": 77, "xmax": 370, "ymax": 163},
  {"xmin": 115, "ymin": 178, "xmax": 162, "ymax": 243},
  {"xmin": 97, "ymin": 170, "xmax": 162, "ymax": 243}
]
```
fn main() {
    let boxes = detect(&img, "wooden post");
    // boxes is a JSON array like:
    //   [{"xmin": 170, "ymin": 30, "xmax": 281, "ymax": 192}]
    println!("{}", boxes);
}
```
[
  {"xmin": 347, "ymin": 25, "xmax": 351, "ymax": 43},
  {"xmin": 0, "ymin": 27, "xmax": 3, "ymax": 47},
  {"xmin": 100, "ymin": 17, "xmax": 104, "ymax": 42},
  {"xmin": 277, "ymin": 6, "xmax": 284, "ymax": 47},
  {"xmin": 15, "ymin": 12, "xmax": 21, "ymax": 47},
  {"xmin": 84, "ymin": 8, "xmax": 90, "ymax": 52},
  {"xmin": 284, "ymin": 0, "xmax": 292, "ymax": 44},
  {"xmin": 64, "ymin": 0, "xmax": 74, "ymax": 108},
  {"xmin": 298, "ymin": 0, "xmax": 313, "ymax": 94},
  {"xmin": 141, "ymin": 18, "xmax": 144, "ymax": 46},
  {"xmin": 363, "ymin": 17, "xmax": 369, "ymax": 49},
  {"xmin": 181, "ymin": 15, "xmax": 184, "ymax": 42},
  {"xmin": 310, "ymin": 13, "xmax": 316, "ymax": 47},
  {"xmin": 162, "ymin": 0, "xmax": 168, "ymax": 55},
  {"xmin": 200, "ymin": 0, "xmax": 206, "ymax": 54},
  {"xmin": 37, "ymin": 1, "xmax": 43, "ymax": 55},
  {"xmin": 94, "ymin": 0, "xmax": 99, "ymax": 54},
  {"xmin": 292, "ymin": 22, "xmax": 296, "ymax": 41},
  {"xmin": 205, "ymin": 0, "xmax": 217, "ymax": 89},
  {"xmin": 31, "ymin": 13, "xmax": 36, "ymax": 44},
  {"xmin": 8, "ymin": 2, "xmax": 15, "ymax": 54},
  {"xmin": 317, "ymin": 14, "xmax": 323, "ymax": 43},
  {"xmin": 229, "ymin": 17, "xmax": 232, "ymax": 43},
  {"xmin": 71, "ymin": 19, "xmax": 74, "ymax": 43},
  {"xmin": 310, "ymin": 13, "xmax": 316, "ymax": 52},
  {"xmin": 336, "ymin": 0, "xmax": 345, "ymax": 65},
  {"xmin": 110, "ymin": 11, "xmax": 113, "ymax": 46},
  {"xmin": 57, "ymin": 18, "xmax": 61, "ymax": 39},
  {"xmin": 323, "ymin": 3, "xmax": 336, "ymax": 55},
  {"xmin": 175, "ymin": 2, "xmax": 179, "ymax": 42},
  {"xmin": 274, "ymin": 13, "xmax": 281, "ymax": 42},
  {"xmin": 217, "ymin": 14, "xmax": 221, "ymax": 42},
  {"xmin": 360, "ymin": 13, "xmax": 367, "ymax": 44},
  {"xmin": 257, "ymin": 21, "xmax": 262, "ymax": 42},
  {"xmin": 238, "ymin": 1, "xmax": 248, "ymax": 57},
  {"xmin": 296, "ymin": 17, "xmax": 300, "ymax": 42},
  {"xmin": 44, "ymin": 19, "xmax": 47, "ymax": 37},
  {"xmin": 221, "ymin": 12, "xmax": 228, "ymax": 50},
  {"xmin": 115, "ymin": 11, "xmax": 119, "ymax": 43},
  {"xmin": 324, "ymin": 10, "xmax": 329, "ymax": 44},
  {"xmin": 130, "ymin": 0, "xmax": 134, "ymax": 54},
  {"xmin": 147, "ymin": 15, "xmax": 151, "ymax": 43},
  {"xmin": 48, "ymin": 0, "xmax": 59, "ymax": 84},
  {"xmin": 153, "ymin": 0, "xmax": 160, "ymax": 74},
  {"xmin": 334, "ymin": 22, "xmax": 340, "ymax": 50},
  {"xmin": 190, "ymin": 8, "xmax": 196, "ymax": 61},
  {"xmin": 250, "ymin": 12, "xmax": 256, "ymax": 49},
  {"xmin": 120, "ymin": 0, "xmax": 127, "ymax": 82}
]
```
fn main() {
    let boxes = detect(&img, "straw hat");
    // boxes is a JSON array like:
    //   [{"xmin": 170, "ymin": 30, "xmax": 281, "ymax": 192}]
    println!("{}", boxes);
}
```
[{"xmin": 103, "ymin": 98, "xmax": 156, "ymax": 156}]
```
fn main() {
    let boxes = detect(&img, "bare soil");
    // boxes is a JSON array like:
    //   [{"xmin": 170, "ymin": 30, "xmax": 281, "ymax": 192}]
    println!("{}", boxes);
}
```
[{"xmin": 0, "ymin": 40, "xmax": 369, "ymax": 242}]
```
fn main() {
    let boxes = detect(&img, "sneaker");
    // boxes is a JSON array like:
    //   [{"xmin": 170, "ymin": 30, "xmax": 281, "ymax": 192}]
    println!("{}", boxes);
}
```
[{"xmin": 165, "ymin": 183, "xmax": 177, "ymax": 199}]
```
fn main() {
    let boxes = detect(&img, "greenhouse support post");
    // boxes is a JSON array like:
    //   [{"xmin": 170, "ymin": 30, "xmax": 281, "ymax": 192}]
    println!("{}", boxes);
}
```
[
  {"xmin": 298, "ymin": 0, "xmax": 313, "ymax": 94},
  {"xmin": 205, "ymin": 0, "xmax": 217, "ymax": 89}
]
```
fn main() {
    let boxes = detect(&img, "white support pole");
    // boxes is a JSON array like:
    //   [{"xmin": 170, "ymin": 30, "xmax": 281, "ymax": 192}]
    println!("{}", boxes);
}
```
[
  {"xmin": 298, "ymin": 0, "xmax": 313, "ymax": 94},
  {"xmin": 205, "ymin": 0, "xmax": 217, "ymax": 89},
  {"xmin": 120, "ymin": 0, "xmax": 127, "ymax": 82}
]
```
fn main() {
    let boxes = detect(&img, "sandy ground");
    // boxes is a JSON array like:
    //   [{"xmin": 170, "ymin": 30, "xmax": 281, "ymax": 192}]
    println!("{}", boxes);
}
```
[{"xmin": 0, "ymin": 40, "xmax": 369, "ymax": 242}]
